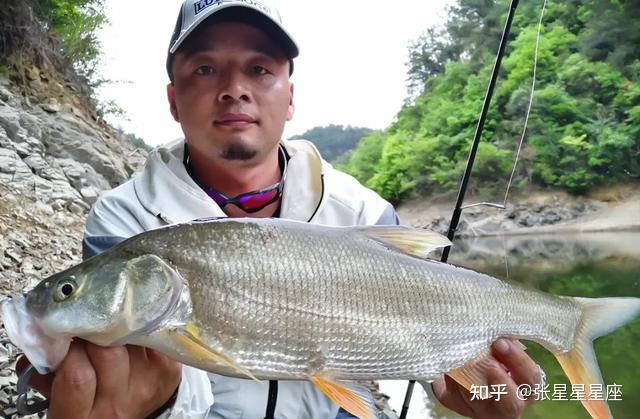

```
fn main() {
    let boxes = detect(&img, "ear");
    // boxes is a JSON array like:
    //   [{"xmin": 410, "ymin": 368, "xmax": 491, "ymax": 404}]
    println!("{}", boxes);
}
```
[
  {"xmin": 286, "ymin": 83, "xmax": 295, "ymax": 121},
  {"xmin": 167, "ymin": 83, "xmax": 180, "ymax": 122}
]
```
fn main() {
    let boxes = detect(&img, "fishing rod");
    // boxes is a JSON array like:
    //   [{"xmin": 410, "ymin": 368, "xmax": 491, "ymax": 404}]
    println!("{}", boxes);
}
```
[{"xmin": 399, "ymin": 0, "xmax": 520, "ymax": 417}]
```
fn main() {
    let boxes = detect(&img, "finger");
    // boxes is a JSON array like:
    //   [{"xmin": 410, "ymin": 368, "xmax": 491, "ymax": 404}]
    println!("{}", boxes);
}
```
[
  {"xmin": 127, "ymin": 346, "xmax": 153, "ymax": 390},
  {"xmin": 140, "ymin": 348, "xmax": 182, "ymax": 383},
  {"xmin": 492, "ymin": 339, "xmax": 542, "ymax": 387},
  {"xmin": 16, "ymin": 356, "xmax": 54, "ymax": 397},
  {"xmin": 48, "ymin": 341, "xmax": 96, "ymax": 419},
  {"xmin": 431, "ymin": 375, "xmax": 476, "ymax": 418},
  {"xmin": 126, "ymin": 345, "xmax": 149, "ymax": 363},
  {"xmin": 85, "ymin": 343, "xmax": 130, "ymax": 400},
  {"xmin": 484, "ymin": 361, "xmax": 526, "ymax": 418},
  {"xmin": 126, "ymin": 346, "xmax": 182, "ymax": 417}
]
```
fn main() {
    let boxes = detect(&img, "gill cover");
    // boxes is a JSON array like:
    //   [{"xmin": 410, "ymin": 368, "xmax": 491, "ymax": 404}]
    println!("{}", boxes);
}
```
[{"xmin": 89, "ymin": 254, "xmax": 188, "ymax": 346}]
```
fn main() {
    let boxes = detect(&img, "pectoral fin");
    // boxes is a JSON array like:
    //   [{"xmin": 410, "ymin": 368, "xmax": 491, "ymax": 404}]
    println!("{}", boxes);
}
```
[
  {"xmin": 168, "ymin": 323, "xmax": 258, "ymax": 382},
  {"xmin": 309, "ymin": 373, "xmax": 375, "ymax": 419},
  {"xmin": 359, "ymin": 225, "xmax": 451, "ymax": 258}
]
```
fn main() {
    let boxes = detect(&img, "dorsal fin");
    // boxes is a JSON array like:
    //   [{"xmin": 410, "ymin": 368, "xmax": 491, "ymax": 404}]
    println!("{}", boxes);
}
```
[{"xmin": 358, "ymin": 226, "xmax": 451, "ymax": 258}]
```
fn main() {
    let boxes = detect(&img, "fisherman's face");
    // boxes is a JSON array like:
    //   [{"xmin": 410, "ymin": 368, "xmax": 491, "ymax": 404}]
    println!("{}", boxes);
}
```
[{"xmin": 168, "ymin": 22, "xmax": 294, "ymax": 164}]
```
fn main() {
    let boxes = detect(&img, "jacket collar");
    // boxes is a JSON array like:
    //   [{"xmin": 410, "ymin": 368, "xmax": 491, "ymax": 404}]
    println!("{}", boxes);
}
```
[{"xmin": 133, "ymin": 139, "xmax": 327, "ymax": 225}]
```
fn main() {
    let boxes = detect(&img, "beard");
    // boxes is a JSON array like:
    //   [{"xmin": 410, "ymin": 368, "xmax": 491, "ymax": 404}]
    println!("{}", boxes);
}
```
[{"xmin": 220, "ymin": 142, "xmax": 258, "ymax": 161}]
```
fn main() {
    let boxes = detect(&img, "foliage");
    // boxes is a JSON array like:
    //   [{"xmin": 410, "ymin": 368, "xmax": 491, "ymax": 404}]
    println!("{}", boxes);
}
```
[
  {"xmin": 288, "ymin": 125, "xmax": 373, "ymax": 163},
  {"xmin": 343, "ymin": 0, "xmax": 640, "ymax": 203},
  {"xmin": 31, "ymin": 0, "xmax": 107, "ymax": 79}
]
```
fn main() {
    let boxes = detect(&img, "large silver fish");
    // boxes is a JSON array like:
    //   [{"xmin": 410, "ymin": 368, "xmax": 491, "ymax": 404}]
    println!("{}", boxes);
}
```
[{"xmin": 2, "ymin": 218, "xmax": 639, "ymax": 419}]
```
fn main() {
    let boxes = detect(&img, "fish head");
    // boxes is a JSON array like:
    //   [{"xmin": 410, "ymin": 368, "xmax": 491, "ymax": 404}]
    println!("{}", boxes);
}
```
[
  {"xmin": 2, "ymin": 256, "xmax": 129, "ymax": 373},
  {"xmin": 2, "ymin": 253, "xmax": 186, "ymax": 374},
  {"xmin": 27, "ymin": 256, "xmax": 131, "ymax": 337}
]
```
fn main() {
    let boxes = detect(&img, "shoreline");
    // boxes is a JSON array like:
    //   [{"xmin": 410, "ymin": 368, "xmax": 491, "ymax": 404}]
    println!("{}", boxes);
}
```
[{"xmin": 396, "ymin": 184, "xmax": 640, "ymax": 238}]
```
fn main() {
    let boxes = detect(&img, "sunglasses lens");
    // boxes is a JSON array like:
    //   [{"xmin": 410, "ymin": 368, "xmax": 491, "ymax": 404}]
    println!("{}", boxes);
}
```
[
  {"xmin": 207, "ymin": 190, "xmax": 229, "ymax": 207},
  {"xmin": 238, "ymin": 188, "xmax": 279, "ymax": 212}
]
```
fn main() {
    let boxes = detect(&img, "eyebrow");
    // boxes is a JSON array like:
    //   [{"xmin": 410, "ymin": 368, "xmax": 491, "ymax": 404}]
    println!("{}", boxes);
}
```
[{"xmin": 179, "ymin": 39, "xmax": 283, "ymax": 62}]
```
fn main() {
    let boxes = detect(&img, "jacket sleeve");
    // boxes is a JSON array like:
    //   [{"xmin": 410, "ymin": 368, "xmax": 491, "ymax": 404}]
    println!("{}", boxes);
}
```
[
  {"xmin": 83, "ymin": 194, "xmax": 214, "ymax": 418},
  {"xmin": 374, "ymin": 203, "xmax": 401, "ymax": 226}
]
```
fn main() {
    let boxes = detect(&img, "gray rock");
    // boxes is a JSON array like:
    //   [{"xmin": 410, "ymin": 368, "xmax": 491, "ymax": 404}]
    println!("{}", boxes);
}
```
[
  {"xmin": 42, "ymin": 98, "xmax": 61, "ymax": 113},
  {"xmin": 26, "ymin": 137, "xmax": 45, "ymax": 154},
  {"xmin": 51, "ymin": 200, "xmax": 65, "ymax": 211},
  {"xmin": 0, "ymin": 86, "xmax": 12, "ymax": 103},
  {"xmin": 33, "ymin": 176, "xmax": 54, "ymax": 201},
  {"xmin": 0, "ymin": 148, "xmax": 19, "ymax": 173},
  {"xmin": 57, "ymin": 158, "xmax": 110, "ymax": 191},
  {"xmin": 68, "ymin": 200, "xmax": 87, "ymax": 215},
  {"xmin": 7, "ymin": 232, "xmax": 30, "ymax": 249},
  {"xmin": 19, "ymin": 113, "xmax": 43, "ymax": 138},
  {"xmin": 23, "ymin": 154, "xmax": 49, "ymax": 173},
  {"xmin": 4, "ymin": 249, "xmax": 22, "ymax": 264},
  {"xmin": 50, "ymin": 179, "xmax": 82, "ymax": 203},
  {"xmin": 80, "ymin": 186, "xmax": 99, "ymax": 204},
  {"xmin": 0, "ymin": 126, "xmax": 12, "ymax": 149},
  {"xmin": 12, "ymin": 141, "xmax": 32, "ymax": 157},
  {"xmin": 0, "ymin": 106, "xmax": 22, "ymax": 140}
]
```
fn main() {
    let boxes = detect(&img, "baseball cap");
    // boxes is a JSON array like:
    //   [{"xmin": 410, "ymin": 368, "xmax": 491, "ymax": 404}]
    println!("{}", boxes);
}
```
[{"xmin": 166, "ymin": 0, "xmax": 299, "ymax": 80}]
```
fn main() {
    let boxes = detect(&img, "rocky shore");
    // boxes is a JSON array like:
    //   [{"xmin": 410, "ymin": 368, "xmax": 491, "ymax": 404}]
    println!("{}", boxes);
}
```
[
  {"xmin": 0, "ymin": 69, "xmax": 144, "ymax": 416},
  {"xmin": 397, "ymin": 184, "xmax": 640, "ymax": 238}
]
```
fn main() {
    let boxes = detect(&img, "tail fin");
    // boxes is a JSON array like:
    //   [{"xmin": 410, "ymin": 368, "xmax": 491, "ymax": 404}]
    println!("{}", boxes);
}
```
[{"xmin": 554, "ymin": 297, "xmax": 640, "ymax": 419}]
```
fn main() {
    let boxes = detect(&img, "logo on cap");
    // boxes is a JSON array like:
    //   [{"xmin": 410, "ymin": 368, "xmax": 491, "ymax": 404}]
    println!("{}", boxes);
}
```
[{"xmin": 194, "ymin": 0, "xmax": 272, "ymax": 16}]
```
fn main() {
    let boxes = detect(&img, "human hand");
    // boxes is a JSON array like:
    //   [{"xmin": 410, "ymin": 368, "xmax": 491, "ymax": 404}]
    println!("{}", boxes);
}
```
[
  {"xmin": 432, "ymin": 339, "xmax": 542, "ymax": 419},
  {"xmin": 17, "ymin": 340, "xmax": 182, "ymax": 419}
]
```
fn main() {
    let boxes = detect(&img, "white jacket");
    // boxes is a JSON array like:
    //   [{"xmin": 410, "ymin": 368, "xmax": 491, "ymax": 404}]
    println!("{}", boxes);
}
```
[{"xmin": 83, "ymin": 138, "xmax": 398, "ymax": 418}]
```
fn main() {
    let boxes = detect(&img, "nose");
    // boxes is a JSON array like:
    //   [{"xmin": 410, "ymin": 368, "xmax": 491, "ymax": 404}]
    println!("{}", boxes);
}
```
[{"xmin": 217, "ymin": 70, "xmax": 251, "ymax": 103}]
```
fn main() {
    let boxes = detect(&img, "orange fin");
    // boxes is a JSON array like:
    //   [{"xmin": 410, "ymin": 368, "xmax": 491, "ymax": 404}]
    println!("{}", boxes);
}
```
[
  {"xmin": 555, "ymin": 345, "xmax": 611, "ymax": 419},
  {"xmin": 309, "ymin": 373, "xmax": 376, "ymax": 419},
  {"xmin": 551, "ymin": 296, "xmax": 640, "ymax": 419},
  {"xmin": 168, "ymin": 323, "xmax": 258, "ymax": 382},
  {"xmin": 446, "ymin": 350, "xmax": 494, "ymax": 399}
]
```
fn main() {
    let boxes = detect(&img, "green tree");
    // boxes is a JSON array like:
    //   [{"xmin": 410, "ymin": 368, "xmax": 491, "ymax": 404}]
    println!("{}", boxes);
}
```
[
  {"xmin": 288, "ymin": 125, "xmax": 373, "ymax": 163},
  {"xmin": 344, "ymin": 0, "xmax": 640, "ymax": 202}
]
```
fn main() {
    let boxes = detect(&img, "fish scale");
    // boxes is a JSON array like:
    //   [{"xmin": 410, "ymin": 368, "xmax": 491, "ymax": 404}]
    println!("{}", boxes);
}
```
[{"xmin": 129, "ymin": 219, "xmax": 581, "ymax": 381}]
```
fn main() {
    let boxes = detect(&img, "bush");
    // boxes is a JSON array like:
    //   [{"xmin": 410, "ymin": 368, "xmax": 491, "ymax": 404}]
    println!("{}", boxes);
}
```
[{"xmin": 31, "ymin": 0, "xmax": 107, "ymax": 78}]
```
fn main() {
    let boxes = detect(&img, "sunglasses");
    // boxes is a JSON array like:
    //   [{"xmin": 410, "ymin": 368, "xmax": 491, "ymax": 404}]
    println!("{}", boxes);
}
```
[
  {"xmin": 187, "ymin": 146, "xmax": 288, "ymax": 213},
  {"xmin": 204, "ymin": 178, "xmax": 285, "ymax": 213}
]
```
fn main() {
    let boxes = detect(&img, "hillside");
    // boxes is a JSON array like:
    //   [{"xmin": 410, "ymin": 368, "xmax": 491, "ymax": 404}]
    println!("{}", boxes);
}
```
[
  {"xmin": 0, "ymin": 1, "xmax": 146, "ymax": 415},
  {"xmin": 342, "ymin": 0, "xmax": 640, "ymax": 204}
]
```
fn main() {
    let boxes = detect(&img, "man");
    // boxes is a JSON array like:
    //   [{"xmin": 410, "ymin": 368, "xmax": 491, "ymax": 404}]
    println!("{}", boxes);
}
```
[{"xmin": 24, "ymin": 0, "xmax": 543, "ymax": 417}]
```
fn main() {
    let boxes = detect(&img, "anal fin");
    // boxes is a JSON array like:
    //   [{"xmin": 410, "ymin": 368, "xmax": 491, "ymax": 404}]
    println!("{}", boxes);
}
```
[
  {"xmin": 168, "ymin": 323, "xmax": 258, "ymax": 382},
  {"xmin": 309, "ymin": 373, "xmax": 376, "ymax": 419},
  {"xmin": 446, "ymin": 350, "xmax": 495, "ymax": 399}
]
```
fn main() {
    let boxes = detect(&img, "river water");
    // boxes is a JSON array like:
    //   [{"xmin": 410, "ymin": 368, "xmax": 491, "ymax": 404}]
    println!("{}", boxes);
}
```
[{"xmin": 380, "ymin": 231, "xmax": 640, "ymax": 419}]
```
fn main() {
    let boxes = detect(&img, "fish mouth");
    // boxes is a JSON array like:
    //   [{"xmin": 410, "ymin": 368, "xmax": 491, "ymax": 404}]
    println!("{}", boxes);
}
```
[{"xmin": 2, "ymin": 294, "xmax": 71, "ymax": 374}]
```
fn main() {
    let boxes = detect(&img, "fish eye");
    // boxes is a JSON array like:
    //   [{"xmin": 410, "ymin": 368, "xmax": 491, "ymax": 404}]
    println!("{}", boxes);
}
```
[{"xmin": 54, "ymin": 279, "xmax": 77, "ymax": 302}]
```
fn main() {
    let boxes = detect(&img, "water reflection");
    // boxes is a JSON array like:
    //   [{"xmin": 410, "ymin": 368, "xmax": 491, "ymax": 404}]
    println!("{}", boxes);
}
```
[{"xmin": 382, "ymin": 232, "xmax": 640, "ymax": 419}]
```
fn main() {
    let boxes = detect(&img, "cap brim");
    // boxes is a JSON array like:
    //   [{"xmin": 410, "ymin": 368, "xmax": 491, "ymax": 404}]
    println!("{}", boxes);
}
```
[{"xmin": 169, "ymin": 4, "xmax": 298, "ymax": 59}]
